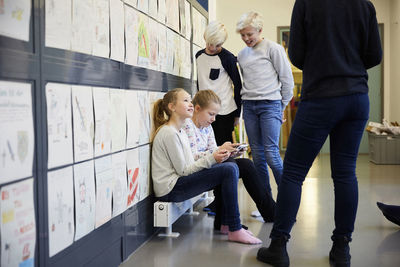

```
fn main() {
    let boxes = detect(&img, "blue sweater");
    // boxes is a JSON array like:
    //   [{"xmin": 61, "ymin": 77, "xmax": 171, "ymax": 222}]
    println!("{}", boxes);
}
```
[{"xmin": 289, "ymin": 0, "xmax": 382, "ymax": 100}]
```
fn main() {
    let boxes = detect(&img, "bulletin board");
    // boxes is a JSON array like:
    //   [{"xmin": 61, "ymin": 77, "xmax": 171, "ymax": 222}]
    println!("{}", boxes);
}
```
[{"xmin": 0, "ymin": 0, "xmax": 208, "ymax": 266}]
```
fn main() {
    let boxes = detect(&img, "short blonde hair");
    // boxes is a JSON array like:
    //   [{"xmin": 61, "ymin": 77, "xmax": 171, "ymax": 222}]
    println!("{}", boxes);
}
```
[
  {"xmin": 204, "ymin": 21, "xmax": 228, "ymax": 46},
  {"xmin": 236, "ymin": 11, "xmax": 263, "ymax": 32},
  {"xmin": 192, "ymin": 90, "xmax": 221, "ymax": 109}
]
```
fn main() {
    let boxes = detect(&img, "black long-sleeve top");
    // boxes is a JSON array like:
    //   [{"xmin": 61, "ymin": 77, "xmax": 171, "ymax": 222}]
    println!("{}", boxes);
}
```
[{"xmin": 288, "ymin": 0, "xmax": 382, "ymax": 100}]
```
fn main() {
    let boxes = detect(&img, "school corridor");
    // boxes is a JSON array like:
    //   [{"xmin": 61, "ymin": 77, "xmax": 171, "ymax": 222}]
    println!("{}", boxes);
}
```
[{"xmin": 121, "ymin": 154, "xmax": 400, "ymax": 267}]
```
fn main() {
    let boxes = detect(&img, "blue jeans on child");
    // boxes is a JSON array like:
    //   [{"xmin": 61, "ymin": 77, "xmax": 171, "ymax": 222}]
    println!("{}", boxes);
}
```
[
  {"xmin": 270, "ymin": 93, "xmax": 369, "ymax": 240},
  {"xmin": 243, "ymin": 100, "xmax": 283, "ymax": 196},
  {"xmin": 158, "ymin": 162, "xmax": 241, "ymax": 231}
]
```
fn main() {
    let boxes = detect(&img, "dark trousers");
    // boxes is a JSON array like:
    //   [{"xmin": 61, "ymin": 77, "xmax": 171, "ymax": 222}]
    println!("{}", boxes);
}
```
[
  {"xmin": 214, "ymin": 157, "xmax": 276, "ymax": 228},
  {"xmin": 270, "ymin": 93, "xmax": 369, "ymax": 240},
  {"xmin": 158, "ymin": 162, "xmax": 242, "ymax": 231},
  {"xmin": 212, "ymin": 111, "xmax": 236, "ymax": 146}
]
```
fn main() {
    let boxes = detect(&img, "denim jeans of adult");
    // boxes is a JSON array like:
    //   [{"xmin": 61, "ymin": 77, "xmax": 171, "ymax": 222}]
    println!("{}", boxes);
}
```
[
  {"xmin": 213, "ymin": 158, "xmax": 276, "ymax": 227},
  {"xmin": 158, "ymin": 162, "xmax": 241, "ymax": 231},
  {"xmin": 270, "ymin": 93, "xmax": 369, "ymax": 240},
  {"xmin": 243, "ymin": 100, "xmax": 283, "ymax": 196}
]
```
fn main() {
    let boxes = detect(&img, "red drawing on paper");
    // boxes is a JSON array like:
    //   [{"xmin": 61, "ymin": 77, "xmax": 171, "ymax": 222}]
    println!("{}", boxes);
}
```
[{"xmin": 127, "ymin": 167, "xmax": 139, "ymax": 206}]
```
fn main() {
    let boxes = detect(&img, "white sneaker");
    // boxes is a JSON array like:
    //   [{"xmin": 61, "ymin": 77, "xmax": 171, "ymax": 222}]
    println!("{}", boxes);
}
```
[{"xmin": 251, "ymin": 210, "xmax": 261, "ymax": 217}]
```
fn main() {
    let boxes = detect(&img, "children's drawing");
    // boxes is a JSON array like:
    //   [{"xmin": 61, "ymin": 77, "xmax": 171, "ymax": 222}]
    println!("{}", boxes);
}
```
[
  {"xmin": 47, "ymin": 166, "xmax": 75, "ymax": 257},
  {"xmin": 184, "ymin": 0, "xmax": 191, "ymax": 39},
  {"xmin": 0, "ymin": 81, "xmax": 34, "ymax": 184},
  {"xmin": 137, "ymin": 0, "xmax": 149, "ymax": 14},
  {"xmin": 73, "ymin": 160, "xmax": 96, "ymax": 241},
  {"xmin": 137, "ymin": 13, "xmax": 149, "ymax": 67},
  {"xmin": 139, "ymin": 145, "xmax": 151, "ymax": 200},
  {"xmin": 93, "ymin": 87, "xmax": 111, "ymax": 157},
  {"xmin": 157, "ymin": 0, "xmax": 166, "ymax": 24},
  {"xmin": 165, "ymin": 0, "xmax": 179, "ymax": 32},
  {"xmin": 45, "ymin": 0, "xmax": 72, "ymax": 50},
  {"xmin": 148, "ymin": 91, "xmax": 166, "ymax": 139},
  {"xmin": 137, "ymin": 91, "xmax": 150, "ymax": 145},
  {"xmin": 124, "ymin": 5, "xmax": 139, "ymax": 66},
  {"xmin": 125, "ymin": 90, "xmax": 140, "ymax": 148},
  {"xmin": 0, "ymin": 0, "xmax": 31, "ymax": 41},
  {"xmin": 92, "ymin": 0, "xmax": 109, "ymax": 58},
  {"xmin": 148, "ymin": 18, "xmax": 159, "ymax": 70},
  {"xmin": 126, "ymin": 148, "xmax": 140, "ymax": 208},
  {"xmin": 72, "ymin": 86, "xmax": 94, "ymax": 163},
  {"xmin": 112, "ymin": 152, "xmax": 128, "ymax": 217},
  {"xmin": 71, "ymin": 0, "xmax": 93, "ymax": 55},
  {"xmin": 46, "ymin": 83, "xmax": 73, "ymax": 169},
  {"xmin": 94, "ymin": 156, "xmax": 113, "ymax": 228},
  {"xmin": 148, "ymin": 0, "xmax": 157, "ymax": 19},
  {"xmin": 1, "ymin": 178, "xmax": 36, "ymax": 267},
  {"xmin": 110, "ymin": 0, "xmax": 125, "ymax": 62},
  {"xmin": 158, "ymin": 25, "xmax": 167, "ymax": 72},
  {"xmin": 110, "ymin": 89, "xmax": 127, "ymax": 152}
]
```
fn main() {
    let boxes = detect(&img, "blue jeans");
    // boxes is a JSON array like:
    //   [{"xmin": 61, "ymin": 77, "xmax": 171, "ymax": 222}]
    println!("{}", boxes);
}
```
[
  {"xmin": 270, "ymin": 93, "xmax": 369, "ymax": 240},
  {"xmin": 158, "ymin": 162, "xmax": 241, "ymax": 231},
  {"xmin": 243, "ymin": 100, "xmax": 283, "ymax": 195}
]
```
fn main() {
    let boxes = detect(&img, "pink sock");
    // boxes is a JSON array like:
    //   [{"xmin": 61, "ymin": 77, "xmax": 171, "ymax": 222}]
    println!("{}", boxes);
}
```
[
  {"xmin": 220, "ymin": 225, "xmax": 229, "ymax": 235},
  {"xmin": 228, "ymin": 228, "xmax": 262, "ymax": 245}
]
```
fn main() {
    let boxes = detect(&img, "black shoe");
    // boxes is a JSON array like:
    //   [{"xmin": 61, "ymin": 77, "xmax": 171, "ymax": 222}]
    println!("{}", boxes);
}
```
[
  {"xmin": 257, "ymin": 236, "xmax": 289, "ymax": 267},
  {"xmin": 377, "ymin": 202, "xmax": 400, "ymax": 227},
  {"xmin": 203, "ymin": 200, "xmax": 216, "ymax": 213},
  {"xmin": 329, "ymin": 235, "xmax": 351, "ymax": 267}
]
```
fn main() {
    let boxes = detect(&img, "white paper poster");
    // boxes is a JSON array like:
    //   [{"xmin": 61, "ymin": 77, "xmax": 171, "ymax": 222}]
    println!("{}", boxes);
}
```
[
  {"xmin": 1, "ymin": 178, "xmax": 36, "ymax": 267},
  {"xmin": 71, "ymin": 0, "xmax": 93, "ymax": 55},
  {"xmin": 45, "ymin": 0, "xmax": 72, "ymax": 50},
  {"xmin": 125, "ymin": 90, "xmax": 140, "ymax": 148},
  {"xmin": 0, "ymin": 0, "xmax": 31, "ymax": 41},
  {"xmin": 47, "ymin": 166, "xmax": 75, "ymax": 257},
  {"xmin": 0, "ymin": 81, "xmax": 34, "ymax": 184},
  {"xmin": 165, "ymin": 28, "xmax": 175, "ymax": 75},
  {"xmin": 148, "ymin": 18, "xmax": 159, "ymax": 70},
  {"xmin": 158, "ymin": 25, "xmax": 167, "ymax": 73},
  {"xmin": 148, "ymin": 0, "xmax": 157, "ymax": 19},
  {"xmin": 95, "ymin": 156, "xmax": 113, "ymax": 228},
  {"xmin": 148, "ymin": 91, "xmax": 165, "ymax": 138},
  {"xmin": 124, "ymin": 5, "xmax": 139, "ymax": 67},
  {"xmin": 112, "ymin": 152, "xmax": 128, "ymax": 217},
  {"xmin": 166, "ymin": 0, "xmax": 179, "ymax": 32},
  {"xmin": 137, "ymin": 13, "xmax": 150, "ymax": 67},
  {"xmin": 110, "ymin": 0, "xmax": 125, "ymax": 62},
  {"xmin": 46, "ymin": 83, "xmax": 74, "ymax": 169},
  {"xmin": 137, "ymin": 0, "xmax": 149, "ymax": 14},
  {"xmin": 139, "ymin": 145, "xmax": 151, "ymax": 200},
  {"xmin": 110, "ymin": 89, "xmax": 127, "ymax": 152},
  {"xmin": 126, "ymin": 148, "xmax": 139, "ymax": 208},
  {"xmin": 157, "ymin": 0, "xmax": 166, "ymax": 23},
  {"xmin": 93, "ymin": 87, "xmax": 111, "ymax": 157},
  {"xmin": 137, "ymin": 91, "xmax": 150, "ymax": 145},
  {"xmin": 73, "ymin": 160, "xmax": 96, "ymax": 241},
  {"xmin": 180, "ymin": 37, "xmax": 191, "ymax": 78},
  {"xmin": 92, "ymin": 0, "xmax": 110, "ymax": 58},
  {"xmin": 178, "ymin": 0, "xmax": 186, "ymax": 35},
  {"xmin": 72, "ymin": 85, "xmax": 94, "ymax": 163},
  {"xmin": 124, "ymin": 0, "xmax": 137, "ymax": 8},
  {"xmin": 184, "ymin": 0, "xmax": 191, "ymax": 39},
  {"xmin": 192, "ymin": 44, "xmax": 201, "ymax": 81},
  {"xmin": 172, "ymin": 31, "xmax": 181, "ymax": 76}
]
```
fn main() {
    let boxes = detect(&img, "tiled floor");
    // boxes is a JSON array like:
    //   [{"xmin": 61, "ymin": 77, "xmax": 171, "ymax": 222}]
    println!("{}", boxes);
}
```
[{"xmin": 121, "ymin": 155, "xmax": 400, "ymax": 267}]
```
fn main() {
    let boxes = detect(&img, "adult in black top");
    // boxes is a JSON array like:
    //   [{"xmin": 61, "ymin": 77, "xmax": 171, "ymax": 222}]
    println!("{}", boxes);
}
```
[{"xmin": 257, "ymin": 1, "xmax": 382, "ymax": 266}]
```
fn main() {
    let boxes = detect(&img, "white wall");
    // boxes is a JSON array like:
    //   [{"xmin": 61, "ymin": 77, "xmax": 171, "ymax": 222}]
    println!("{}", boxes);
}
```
[
  {"xmin": 212, "ymin": 0, "xmax": 396, "ymax": 121},
  {"xmin": 390, "ymin": 0, "xmax": 400, "ymax": 122}
]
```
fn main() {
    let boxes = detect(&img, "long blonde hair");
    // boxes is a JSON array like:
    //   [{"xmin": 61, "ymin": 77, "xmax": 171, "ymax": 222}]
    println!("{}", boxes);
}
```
[{"xmin": 152, "ymin": 88, "xmax": 185, "ymax": 140}]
